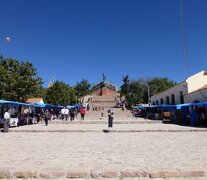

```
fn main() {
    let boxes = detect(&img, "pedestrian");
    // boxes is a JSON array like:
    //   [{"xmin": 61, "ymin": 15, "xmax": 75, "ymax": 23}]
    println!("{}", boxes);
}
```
[
  {"xmin": 60, "ymin": 107, "xmax": 65, "ymax": 120},
  {"xmin": 3, "ymin": 108, "xmax": 10, "ymax": 132},
  {"xmin": 50, "ymin": 108, "xmax": 55, "ymax": 120},
  {"xmin": 74, "ymin": 108, "xmax": 78, "ymax": 119},
  {"xmin": 69, "ymin": 108, "xmax": 75, "ymax": 121},
  {"xmin": 101, "ymin": 112, "xmax": 104, "ymax": 119},
  {"xmin": 108, "ymin": 109, "xmax": 114, "ymax": 128},
  {"xmin": 80, "ymin": 106, "xmax": 86, "ymax": 120},
  {"xmin": 44, "ymin": 109, "xmax": 51, "ymax": 126},
  {"xmin": 64, "ymin": 108, "xmax": 69, "ymax": 121}
]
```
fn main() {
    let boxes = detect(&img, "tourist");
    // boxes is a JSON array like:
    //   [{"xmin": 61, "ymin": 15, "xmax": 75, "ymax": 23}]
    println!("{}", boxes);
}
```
[
  {"xmin": 60, "ymin": 107, "xmax": 65, "ymax": 120},
  {"xmin": 50, "ymin": 108, "xmax": 55, "ymax": 120},
  {"xmin": 87, "ymin": 104, "xmax": 90, "ymax": 111},
  {"xmin": 108, "ymin": 109, "xmax": 114, "ymax": 128},
  {"xmin": 64, "ymin": 108, "xmax": 69, "ymax": 121},
  {"xmin": 101, "ymin": 111, "xmax": 104, "ymax": 119},
  {"xmin": 3, "ymin": 108, "xmax": 10, "ymax": 132},
  {"xmin": 74, "ymin": 108, "xmax": 78, "ymax": 118},
  {"xmin": 80, "ymin": 106, "xmax": 86, "ymax": 120},
  {"xmin": 44, "ymin": 109, "xmax": 51, "ymax": 126},
  {"xmin": 69, "ymin": 108, "xmax": 75, "ymax": 121}
]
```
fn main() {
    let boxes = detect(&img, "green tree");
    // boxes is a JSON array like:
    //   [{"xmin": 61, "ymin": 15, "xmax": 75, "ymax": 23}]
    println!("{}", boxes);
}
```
[
  {"xmin": 45, "ymin": 81, "xmax": 77, "ymax": 106},
  {"xmin": 120, "ymin": 75, "xmax": 130, "ymax": 96},
  {"xmin": 120, "ymin": 76, "xmax": 176, "ymax": 108},
  {"xmin": 74, "ymin": 78, "xmax": 91, "ymax": 98},
  {"xmin": 0, "ymin": 56, "xmax": 43, "ymax": 102},
  {"xmin": 147, "ymin": 77, "xmax": 176, "ymax": 97},
  {"xmin": 125, "ymin": 79, "xmax": 146, "ymax": 107}
]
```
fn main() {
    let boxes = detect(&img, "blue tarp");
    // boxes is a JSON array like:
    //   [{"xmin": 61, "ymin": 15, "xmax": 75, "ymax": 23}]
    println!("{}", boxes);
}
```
[
  {"xmin": 175, "ymin": 103, "xmax": 192, "ymax": 110},
  {"xmin": 132, "ymin": 106, "xmax": 145, "ymax": 109},
  {"xmin": 31, "ymin": 102, "xmax": 46, "ymax": 107},
  {"xmin": 66, "ymin": 105, "xmax": 74, "ymax": 109},
  {"xmin": 194, "ymin": 101, "xmax": 207, "ymax": 107},
  {"xmin": 0, "ymin": 100, "xmax": 31, "ymax": 106}
]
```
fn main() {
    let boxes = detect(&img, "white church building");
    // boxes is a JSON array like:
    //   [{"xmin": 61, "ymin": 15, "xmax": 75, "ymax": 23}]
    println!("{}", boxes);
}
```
[{"xmin": 150, "ymin": 71, "xmax": 207, "ymax": 105}]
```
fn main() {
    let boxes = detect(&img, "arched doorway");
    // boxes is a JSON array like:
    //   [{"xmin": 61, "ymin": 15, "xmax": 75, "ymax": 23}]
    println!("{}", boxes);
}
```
[
  {"xmin": 166, "ymin": 96, "xmax": 170, "ymax": 104},
  {"xmin": 171, "ymin": 94, "xmax": 175, "ymax": 105},
  {"xmin": 180, "ymin": 91, "xmax": 184, "ymax": 104}
]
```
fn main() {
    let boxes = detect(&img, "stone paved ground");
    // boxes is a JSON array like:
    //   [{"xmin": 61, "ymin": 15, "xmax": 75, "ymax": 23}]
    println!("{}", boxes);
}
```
[
  {"xmin": 8, "ymin": 122, "xmax": 207, "ymax": 132},
  {"xmin": 1, "ymin": 118, "xmax": 207, "ymax": 179}
]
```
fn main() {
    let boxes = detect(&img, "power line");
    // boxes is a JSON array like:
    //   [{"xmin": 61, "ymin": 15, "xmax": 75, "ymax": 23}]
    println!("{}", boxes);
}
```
[{"xmin": 179, "ymin": 0, "xmax": 190, "ymax": 78}]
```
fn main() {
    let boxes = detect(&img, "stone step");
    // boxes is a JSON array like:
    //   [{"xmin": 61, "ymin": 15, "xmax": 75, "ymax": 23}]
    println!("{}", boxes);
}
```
[
  {"xmin": 0, "ymin": 166, "xmax": 206, "ymax": 179},
  {"xmin": 92, "ymin": 96, "xmax": 116, "ymax": 102},
  {"xmin": 39, "ymin": 119, "xmax": 162, "ymax": 124}
]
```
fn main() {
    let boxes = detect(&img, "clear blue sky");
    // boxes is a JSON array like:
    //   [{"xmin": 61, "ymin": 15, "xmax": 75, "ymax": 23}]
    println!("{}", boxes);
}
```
[{"xmin": 0, "ymin": 0, "xmax": 207, "ymax": 88}]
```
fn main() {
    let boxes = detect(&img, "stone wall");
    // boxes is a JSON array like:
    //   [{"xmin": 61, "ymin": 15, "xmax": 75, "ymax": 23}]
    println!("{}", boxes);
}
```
[{"xmin": 91, "ymin": 87, "xmax": 116, "ymax": 97}]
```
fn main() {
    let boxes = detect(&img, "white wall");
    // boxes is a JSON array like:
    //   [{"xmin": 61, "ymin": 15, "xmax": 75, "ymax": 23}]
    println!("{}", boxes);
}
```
[
  {"xmin": 186, "ymin": 71, "xmax": 207, "ymax": 93},
  {"xmin": 150, "ymin": 71, "xmax": 207, "ymax": 105},
  {"xmin": 186, "ymin": 88, "xmax": 207, "ymax": 103},
  {"xmin": 150, "ymin": 81, "xmax": 188, "ymax": 105}
]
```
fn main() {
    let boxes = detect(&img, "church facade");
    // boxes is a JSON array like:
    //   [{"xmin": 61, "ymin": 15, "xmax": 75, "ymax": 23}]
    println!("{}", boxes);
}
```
[{"xmin": 83, "ymin": 81, "xmax": 120, "ymax": 108}]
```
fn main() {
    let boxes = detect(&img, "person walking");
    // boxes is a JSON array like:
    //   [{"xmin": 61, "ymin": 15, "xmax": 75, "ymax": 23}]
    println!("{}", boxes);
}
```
[
  {"xmin": 64, "ymin": 108, "xmax": 69, "ymax": 121},
  {"xmin": 44, "ymin": 109, "xmax": 51, "ymax": 126},
  {"xmin": 80, "ymin": 107, "xmax": 86, "ymax": 120},
  {"xmin": 60, "ymin": 107, "xmax": 65, "ymax": 120},
  {"xmin": 69, "ymin": 108, "xmax": 75, "ymax": 121},
  {"xmin": 3, "ymin": 108, "xmax": 10, "ymax": 132},
  {"xmin": 50, "ymin": 108, "xmax": 55, "ymax": 120},
  {"xmin": 108, "ymin": 109, "xmax": 114, "ymax": 128}
]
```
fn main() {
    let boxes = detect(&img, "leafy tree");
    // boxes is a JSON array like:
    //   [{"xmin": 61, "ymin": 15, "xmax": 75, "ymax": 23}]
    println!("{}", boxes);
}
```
[
  {"xmin": 0, "ymin": 56, "xmax": 43, "ymax": 102},
  {"xmin": 120, "ymin": 76, "xmax": 176, "ymax": 108},
  {"xmin": 125, "ymin": 79, "xmax": 146, "ymax": 107},
  {"xmin": 74, "ymin": 78, "xmax": 91, "ymax": 98},
  {"xmin": 45, "ymin": 81, "xmax": 77, "ymax": 106},
  {"xmin": 147, "ymin": 78, "xmax": 176, "ymax": 97},
  {"xmin": 120, "ymin": 75, "xmax": 130, "ymax": 96}
]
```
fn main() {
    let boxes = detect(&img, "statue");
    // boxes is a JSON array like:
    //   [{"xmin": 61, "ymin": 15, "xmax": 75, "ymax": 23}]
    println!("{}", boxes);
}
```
[{"xmin": 102, "ymin": 73, "xmax": 106, "ymax": 82}]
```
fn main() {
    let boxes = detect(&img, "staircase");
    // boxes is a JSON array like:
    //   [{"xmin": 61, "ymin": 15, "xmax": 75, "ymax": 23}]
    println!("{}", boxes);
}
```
[
  {"xmin": 43, "ymin": 107, "xmax": 161, "ymax": 124},
  {"xmin": 91, "ymin": 96, "xmax": 117, "ymax": 108},
  {"xmin": 83, "ymin": 108, "xmax": 132, "ymax": 121}
]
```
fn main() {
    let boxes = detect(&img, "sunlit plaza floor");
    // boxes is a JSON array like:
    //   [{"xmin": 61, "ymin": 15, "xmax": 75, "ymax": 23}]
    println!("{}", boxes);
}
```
[{"xmin": 1, "ymin": 118, "xmax": 207, "ymax": 179}]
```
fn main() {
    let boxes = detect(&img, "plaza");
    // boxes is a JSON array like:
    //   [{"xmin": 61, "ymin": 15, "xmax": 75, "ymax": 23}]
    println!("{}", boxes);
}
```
[{"xmin": 1, "ymin": 115, "xmax": 207, "ymax": 179}]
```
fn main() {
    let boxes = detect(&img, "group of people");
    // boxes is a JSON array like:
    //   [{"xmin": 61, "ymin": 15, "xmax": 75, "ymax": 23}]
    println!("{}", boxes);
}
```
[
  {"xmin": 43, "ymin": 106, "xmax": 86, "ymax": 126},
  {"xmin": 1, "ymin": 106, "xmax": 87, "ymax": 132},
  {"xmin": 60, "ymin": 107, "xmax": 86, "ymax": 121},
  {"xmin": 2, "ymin": 106, "xmax": 115, "ymax": 133}
]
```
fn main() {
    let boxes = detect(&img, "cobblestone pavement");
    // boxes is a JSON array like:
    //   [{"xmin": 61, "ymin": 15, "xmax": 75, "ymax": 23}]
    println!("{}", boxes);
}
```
[
  {"xmin": 1, "ymin": 120, "xmax": 207, "ymax": 179},
  {"xmin": 8, "ymin": 122, "xmax": 207, "ymax": 132}
]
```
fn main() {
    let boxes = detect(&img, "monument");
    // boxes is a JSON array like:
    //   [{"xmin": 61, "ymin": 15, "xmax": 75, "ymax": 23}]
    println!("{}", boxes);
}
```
[{"xmin": 83, "ymin": 75, "xmax": 120, "ymax": 108}]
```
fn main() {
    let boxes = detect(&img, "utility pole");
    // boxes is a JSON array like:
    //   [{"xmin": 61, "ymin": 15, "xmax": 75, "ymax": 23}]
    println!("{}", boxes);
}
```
[
  {"xmin": 179, "ymin": 0, "xmax": 190, "ymax": 78},
  {"xmin": 147, "ymin": 84, "xmax": 150, "ymax": 105}
]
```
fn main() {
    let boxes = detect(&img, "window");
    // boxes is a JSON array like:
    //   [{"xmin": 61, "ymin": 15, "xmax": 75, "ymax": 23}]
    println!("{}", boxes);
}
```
[{"xmin": 160, "ymin": 98, "xmax": 164, "ymax": 105}]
